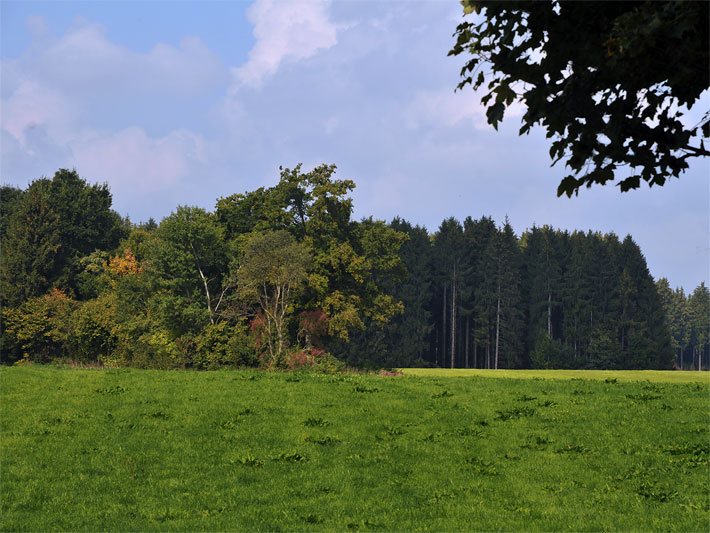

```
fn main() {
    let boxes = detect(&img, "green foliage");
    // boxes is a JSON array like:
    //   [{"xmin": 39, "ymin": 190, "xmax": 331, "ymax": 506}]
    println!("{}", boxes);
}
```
[
  {"xmin": 587, "ymin": 326, "xmax": 620, "ymax": 369},
  {"xmin": 1, "ymin": 180, "xmax": 61, "ymax": 306},
  {"xmin": 687, "ymin": 283, "xmax": 710, "ymax": 369},
  {"xmin": 68, "ymin": 295, "xmax": 119, "ymax": 363},
  {"xmin": 149, "ymin": 206, "xmax": 229, "ymax": 331},
  {"xmin": 0, "ymin": 165, "xmax": 688, "ymax": 372},
  {"xmin": 0, "ymin": 170, "xmax": 125, "ymax": 305},
  {"xmin": 192, "ymin": 322, "xmax": 257, "ymax": 369},
  {"xmin": 217, "ymin": 164, "xmax": 406, "ymax": 344},
  {"xmin": 450, "ymin": 1, "xmax": 710, "ymax": 195},
  {"xmin": 0, "ymin": 185, "xmax": 24, "ymax": 237},
  {"xmin": 1, "ymin": 366, "xmax": 708, "ymax": 530},
  {"xmin": 283, "ymin": 348, "xmax": 344, "ymax": 373},
  {"xmin": 1, "ymin": 289, "xmax": 77, "ymax": 363},
  {"xmin": 238, "ymin": 230, "xmax": 311, "ymax": 367},
  {"xmin": 530, "ymin": 335, "xmax": 575, "ymax": 369}
]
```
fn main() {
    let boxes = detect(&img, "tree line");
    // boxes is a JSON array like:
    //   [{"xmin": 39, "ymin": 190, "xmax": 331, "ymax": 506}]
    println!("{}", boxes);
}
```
[{"xmin": 1, "ymin": 167, "xmax": 708, "ymax": 371}]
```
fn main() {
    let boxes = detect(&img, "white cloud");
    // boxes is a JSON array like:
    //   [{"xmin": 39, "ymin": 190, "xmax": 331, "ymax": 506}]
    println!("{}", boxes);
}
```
[
  {"xmin": 405, "ymin": 88, "xmax": 525, "ymax": 131},
  {"xmin": 1, "ymin": 18, "xmax": 223, "ymax": 103},
  {"xmin": 232, "ymin": 0, "xmax": 338, "ymax": 89},
  {"xmin": 71, "ymin": 127, "xmax": 206, "ymax": 195},
  {"xmin": 1, "ymin": 80, "xmax": 74, "ymax": 146},
  {"xmin": 1, "ymin": 17, "xmax": 216, "ymax": 200}
]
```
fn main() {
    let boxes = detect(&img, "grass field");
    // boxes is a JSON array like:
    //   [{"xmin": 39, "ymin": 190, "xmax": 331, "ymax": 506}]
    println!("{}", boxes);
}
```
[
  {"xmin": 1, "ymin": 366, "xmax": 708, "ymax": 531},
  {"xmin": 401, "ymin": 368, "xmax": 710, "ymax": 383}
]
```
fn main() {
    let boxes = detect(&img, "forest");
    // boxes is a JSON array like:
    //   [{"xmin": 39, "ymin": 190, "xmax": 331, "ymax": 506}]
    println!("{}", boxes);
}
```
[{"xmin": 1, "ymin": 167, "xmax": 708, "ymax": 371}]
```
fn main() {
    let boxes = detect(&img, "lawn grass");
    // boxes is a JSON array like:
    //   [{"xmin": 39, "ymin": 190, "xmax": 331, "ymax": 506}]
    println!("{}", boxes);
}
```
[{"xmin": 1, "ymin": 365, "xmax": 708, "ymax": 531}]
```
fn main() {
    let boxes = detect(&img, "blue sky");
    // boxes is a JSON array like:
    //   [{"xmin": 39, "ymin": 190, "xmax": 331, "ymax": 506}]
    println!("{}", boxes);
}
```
[{"xmin": 1, "ymin": 0, "xmax": 708, "ymax": 290}]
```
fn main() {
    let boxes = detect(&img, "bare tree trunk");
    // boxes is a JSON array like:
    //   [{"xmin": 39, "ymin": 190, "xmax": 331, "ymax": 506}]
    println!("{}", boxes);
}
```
[
  {"xmin": 434, "ymin": 328, "xmax": 439, "ymax": 367},
  {"xmin": 442, "ymin": 285, "xmax": 447, "ymax": 368},
  {"xmin": 473, "ymin": 333, "xmax": 478, "ymax": 369},
  {"xmin": 451, "ymin": 271, "xmax": 456, "ymax": 369},
  {"xmin": 195, "ymin": 264, "xmax": 215, "ymax": 324},
  {"xmin": 495, "ymin": 281, "xmax": 501, "ymax": 370},
  {"xmin": 191, "ymin": 243, "xmax": 215, "ymax": 324},
  {"xmin": 465, "ymin": 316, "xmax": 470, "ymax": 369},
  {"xmin": 473, "ymin": 319, "xmax": 478, "ymax": 368}
]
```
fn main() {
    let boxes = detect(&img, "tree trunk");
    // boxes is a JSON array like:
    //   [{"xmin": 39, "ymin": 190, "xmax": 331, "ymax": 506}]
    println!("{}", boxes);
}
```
[
  {"xmin": 547, "ymin": 291, "xmax": 552, "ymax": 339},
  {"xmin": 473, "ymin": 324, "xmax": 478, "ymax": 369},
  {"xmin": 465, "ymin": 316, "xmax": 470, "ymax": 369},
  {"xmin": 442, "ymin": 285, "xmax": 447, "ymax": 367},
  {"xmin": 495, "ymin": 282, "xmax": 501, "ymax": 370},
  {"xmin": 451, "ymin": 272, "xmax": 456, "ymax": 368},
  {"xmin": 191, "ymin": 242, "xmax": 214, "ymax": 325}
]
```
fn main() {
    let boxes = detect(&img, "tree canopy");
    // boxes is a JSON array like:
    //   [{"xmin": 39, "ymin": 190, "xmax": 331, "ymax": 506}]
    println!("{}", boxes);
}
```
[
  {"xmin": 2, "ymin": 166, "xmax": 706, "ymax": 371},
  {"xmin": 450, "ymin": 0, "xmax": 710, "ymax": 196}
]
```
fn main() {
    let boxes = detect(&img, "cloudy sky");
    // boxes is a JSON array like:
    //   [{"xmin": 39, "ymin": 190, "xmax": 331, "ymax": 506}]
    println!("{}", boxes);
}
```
[{"xmin": 1, "ymin": 1, "xmax": 708, "ymax": 290}]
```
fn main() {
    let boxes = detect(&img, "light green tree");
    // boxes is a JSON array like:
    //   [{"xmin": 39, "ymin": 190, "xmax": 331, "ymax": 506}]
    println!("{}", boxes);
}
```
[{"xmin": 238, "ymin": 230, "xmax": 311, "ymax": 368}]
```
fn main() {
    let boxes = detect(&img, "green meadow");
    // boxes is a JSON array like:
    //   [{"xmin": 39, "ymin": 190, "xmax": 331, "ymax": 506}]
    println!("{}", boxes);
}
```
[{"xmin": 1, "ymin": 366, "xmax": 708, "ymax": 531}]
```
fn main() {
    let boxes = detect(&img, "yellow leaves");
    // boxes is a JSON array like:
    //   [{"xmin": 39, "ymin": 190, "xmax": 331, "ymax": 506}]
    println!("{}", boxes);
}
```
[{"xmin": 107, "ymin": 249, "xmax": 143, "ymax": 276}]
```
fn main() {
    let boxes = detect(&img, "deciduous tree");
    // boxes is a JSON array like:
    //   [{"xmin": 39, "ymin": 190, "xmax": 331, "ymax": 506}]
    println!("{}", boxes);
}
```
[{"xmin": 450, "ymin": 1, "xmax": 709, "ymax": 196}]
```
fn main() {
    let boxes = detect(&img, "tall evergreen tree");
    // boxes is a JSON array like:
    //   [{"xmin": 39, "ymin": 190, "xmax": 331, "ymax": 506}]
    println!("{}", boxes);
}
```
[
  {"xmin": 432, "ymin": 218, "xmax": 466, "ymax": 368},
  {"xmin": 382, "ymin": 218, "xmax": 433, "ymax": 366},
  {"xmin": 0, "ymin": 170, "xmax": 125, "ymax": 305},
  {"xmin": 492, "ymin": 219, "xmax": 524, "ymax": 368},
  {"xmin": 521, "ymin": 226, "xmax": 565, "ymax": 368},
  {"xmin": 0, "ymin": 180, "xmax": 61, "ymax": 306},
  {"xmin": 462, "ymin": 216, "xmax": 498, "ymax": 368},
  {"xmin": 688, "ymin": 283, "xmax": 710, "ymax": 370},
  {"xmin": 617, "ymin": 236, "xmax": 673, "ymax": 369}
]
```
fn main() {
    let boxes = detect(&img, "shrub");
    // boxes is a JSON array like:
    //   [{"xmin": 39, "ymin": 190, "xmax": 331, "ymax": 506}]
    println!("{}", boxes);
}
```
[
  {"xmin": 192, "ymin": 322, "xmax": 257, "ymax": 369},
  {"xmin": 284, "ymin": 347, "xmax": 344, "ymax": 373},
  {"xmin": 2, "ymin": 289, "xmax": 77, "ymax": 363},
  {"xmin": 69, "ymin": 295, "xmax": 119, "ymax": 362}
]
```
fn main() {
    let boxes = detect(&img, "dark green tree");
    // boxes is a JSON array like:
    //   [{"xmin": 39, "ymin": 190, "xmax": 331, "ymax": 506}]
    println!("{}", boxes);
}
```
[
  {"xmin": 0, "ymin": 170, "xmax": 125, "ymax": 305},
  {"xmin": 492, "ymin": 219, "xmax": 524, "ymax": 369},
  {"xmin": 616, "ymin": 236, "xmax": 673, "ymax": 368},
  {"xmin": 687, "ymin": 282, "xmax": 710, "ymax": 370},
  {"xmin": 521, "ymin": 225, "xmax": 565, "ymax": 367},
  {"xmin": 0, "ymin": 185, "xmax": 24, "ymax": 237},
  {"xmin": 562, "ymin": 231, "xmax": 595, "ymax": 364},
  {"xmin": 1, "ymin": 180, "xmax": 61, "ymax": 306},
  {"xmin": 432, "ymin": 218, "xmax": 467, "ymax": 368},
  {"xmin": 365, "ymin": 218, "xmax": 433, "ymax": 367},
  {"xmin": 148, "ymin": 206, "xmax": 230, "ymax": 333},
  {"xmin": 463, "ymin": 216, "xmax": 498, "ymax": 368}
]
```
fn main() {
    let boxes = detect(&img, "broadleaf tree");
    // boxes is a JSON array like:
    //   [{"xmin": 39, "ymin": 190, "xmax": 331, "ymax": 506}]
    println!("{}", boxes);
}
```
[{"xmin": 450, "ymin": 1, "xmax": 710, "ymax": 196}]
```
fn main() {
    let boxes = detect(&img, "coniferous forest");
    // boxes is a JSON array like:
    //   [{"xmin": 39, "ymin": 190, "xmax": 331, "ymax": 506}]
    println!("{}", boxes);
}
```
[{"xmin": 1, "ymin": 167, "xmax": 708, "ymax": 371}]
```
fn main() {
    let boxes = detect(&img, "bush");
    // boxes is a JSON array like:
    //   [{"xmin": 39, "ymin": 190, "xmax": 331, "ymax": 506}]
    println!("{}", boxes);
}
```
[
  {"xmin": 69, "ymin": 296, "xmax": 119, "ymax": 362},
  {"xmin": 2, "ymin": 289, "xmax": 77, "ymax": 363},
  {"xmin": 192, "ymin": 322, "xmax": 257, "ymax": 369},
  {"xmin": 284, "ymin": 348, "xmax": 344, "ymax": 373}
]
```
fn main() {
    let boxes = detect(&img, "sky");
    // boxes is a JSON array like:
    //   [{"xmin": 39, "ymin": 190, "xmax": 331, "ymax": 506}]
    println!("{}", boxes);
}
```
[{"xmin": 1, "ymin": 0, "xmax": 708, "ymax": 291}]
